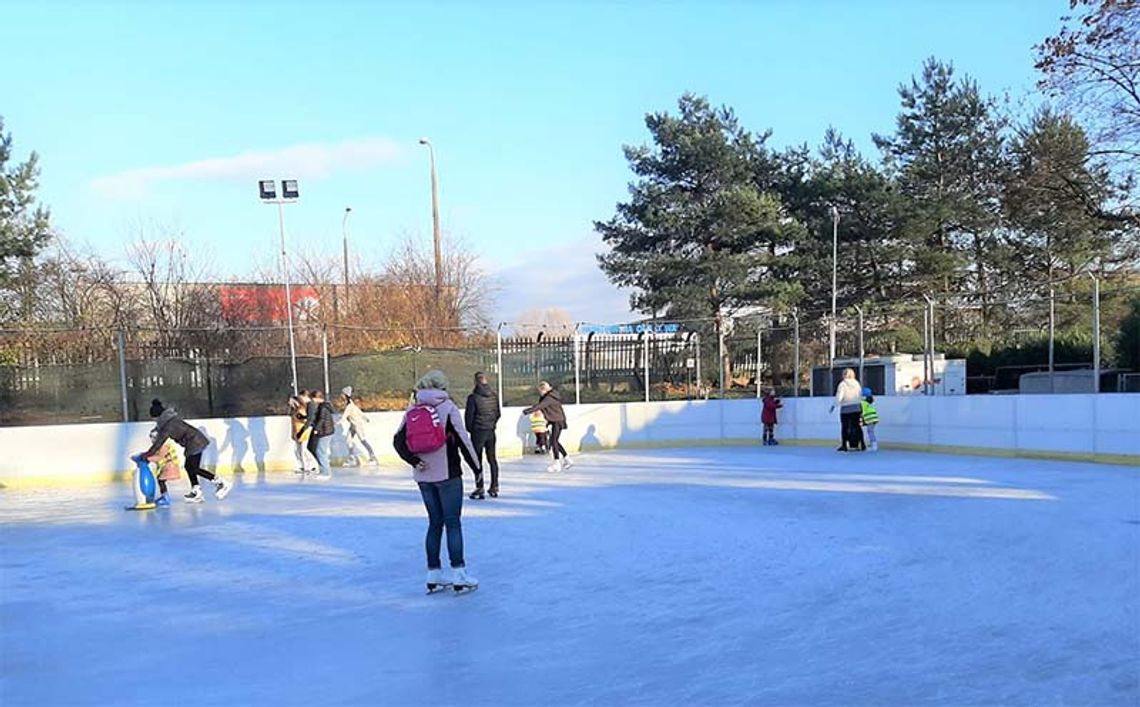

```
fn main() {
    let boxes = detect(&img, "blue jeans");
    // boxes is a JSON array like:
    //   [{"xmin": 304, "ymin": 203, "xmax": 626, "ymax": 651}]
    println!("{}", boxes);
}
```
[{"xmin": 418, "ymin": 476, "xmax": 465, "ymax": 569}]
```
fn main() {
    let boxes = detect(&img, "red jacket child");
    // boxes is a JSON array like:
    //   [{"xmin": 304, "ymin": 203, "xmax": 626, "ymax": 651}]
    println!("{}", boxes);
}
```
[
  {"xmin": 761, "ymin": 392, "xmax": 783, "ymax": 425},
  {"xmin": 761, "ymin": 391, "xmax": 783, "ymax": 445}
]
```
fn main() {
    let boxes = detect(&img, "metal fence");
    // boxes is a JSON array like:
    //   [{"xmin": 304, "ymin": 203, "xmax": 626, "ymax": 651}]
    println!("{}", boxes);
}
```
[{"xmin": 1, "ymin": 284, "xmax": 1136, "ymax": 426}]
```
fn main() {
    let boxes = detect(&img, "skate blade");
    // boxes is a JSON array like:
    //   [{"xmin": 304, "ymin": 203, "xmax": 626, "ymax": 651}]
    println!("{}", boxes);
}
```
[
  {"xmin": 426, "ymin": 584, "xmax": 453, "ymax": 595},
  {"xmin": 452, "ymin": 585, "xmax": 479, "ymax": 595},
  {"xmin": 124, "ymin": 503, "xmax": 156, "ymax": 511}
]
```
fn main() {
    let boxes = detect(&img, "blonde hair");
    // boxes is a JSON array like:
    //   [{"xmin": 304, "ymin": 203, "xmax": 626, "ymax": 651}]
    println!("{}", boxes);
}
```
[
  {"xmin": 417, "ymin": 370, "xmax": 450, "ymax": 391},
  {"xmin": 537, "ymin": 381, "xmax": 552, "ymax": 394}
]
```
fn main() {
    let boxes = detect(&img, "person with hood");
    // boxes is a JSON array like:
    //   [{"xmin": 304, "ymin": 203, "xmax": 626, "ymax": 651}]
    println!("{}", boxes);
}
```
[
  {"xmin": 301, "ymin": 390, "xmax": 335, "ymax": 479},
  {"xmin": 137, "ymin": 399, "xmax": 231, "ymax": 503},
  {"xmin": 522, "ymin": 381, "xmax": 570, "ymax": 472},
  {"xmin": 829, "ymin": 368, "xmax": 864, "ymax": 452},
  {"xmin": 761, "ymin": 388, "xmax": 783, "ymax": 446},
  {"xmin": 464, "ymin": 372, "xmax": 501, "ymax": 499},
  {"xmin": 341, "ymin": 386, "xmax": 379, "ymax": 467},
  {"xmin": 289, "ymin": 392, "xmax": 316, "ymax": 474},
  {"xmin": 393, "ymin": 370, "xmax": 481, "ymax": 593}
]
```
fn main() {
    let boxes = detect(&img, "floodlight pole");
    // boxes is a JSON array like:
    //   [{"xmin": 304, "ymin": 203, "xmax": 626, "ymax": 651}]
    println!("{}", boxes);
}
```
[
  {"xmin": 277, "ymin": 201, "xmax": 299, "ymax": 396},
  {"xmin": 419, "ymin": 138, "xmax": 443, "ymax": 311}
]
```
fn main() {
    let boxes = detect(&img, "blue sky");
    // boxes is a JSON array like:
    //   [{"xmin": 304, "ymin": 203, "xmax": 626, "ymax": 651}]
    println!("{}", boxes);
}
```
[{"xmin": 4, "ymin": 0, "xmax": 1063, "ymax": 324}]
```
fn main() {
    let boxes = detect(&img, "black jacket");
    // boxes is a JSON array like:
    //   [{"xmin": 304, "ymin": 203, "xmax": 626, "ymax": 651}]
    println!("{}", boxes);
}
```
[
  {"xmin": 304, "ymin": 400, "xmax": 336, "ymax": 437},
  {"xmin": 523, "ymin": 390, "xmax": 566, "ymax": 425},
  {"xmin": 144, "ymin": 408, "xmax": 209, "ymax": 457},
  {"xmin": 465, "ymin": 383, "xmax": 501, "ymax": 432}
]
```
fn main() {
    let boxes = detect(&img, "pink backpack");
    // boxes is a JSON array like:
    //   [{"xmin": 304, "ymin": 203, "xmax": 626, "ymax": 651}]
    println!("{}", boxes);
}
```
[{"xmin": 405, "ymin": 404, "xmax": 447, "ymax": 454}]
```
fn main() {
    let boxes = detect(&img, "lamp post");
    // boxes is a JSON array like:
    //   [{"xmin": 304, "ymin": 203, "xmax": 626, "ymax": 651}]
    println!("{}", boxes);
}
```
[
  {"xmin": 258, "ymin": 179, "xmax": 300, "ymax": 396},
  {"xmin": 830, "ymin": 205, "xmax": 839, "ymax": 366},
  {"xmin": 342, "ymin": 207, "xmax": 352, "ymax": 292},
  {"xmin": 418, "ymin": 138, "xmax": 443, "ymax": 309}
]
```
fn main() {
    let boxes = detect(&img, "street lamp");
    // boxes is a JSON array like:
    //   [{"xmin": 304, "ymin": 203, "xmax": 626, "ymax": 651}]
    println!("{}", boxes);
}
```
[
  {"xmin": 829, "ymin": 205, "xmax": 840, "ymax": 367},
  {"xmin": 258, "ymin": 179, "xmax": 301, "ymax": 396},
  {"xmin": 342, "ymin": 207, "xmax": 352, "ymax": 291},
  {"xmin": 418, "ymin": 137, "xmax": 443, "ymax": 309}
]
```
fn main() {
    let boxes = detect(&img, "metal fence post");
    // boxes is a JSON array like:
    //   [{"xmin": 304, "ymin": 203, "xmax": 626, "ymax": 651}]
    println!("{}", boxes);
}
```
[
  {"xmin": 643, "ymin": 331, "xmax": 651, "ymax": 404},
  {"xmin": 1089, "ymin": 273, "xmax": 1100, "ymax": 393},
  {"xmin": 695, "ymin": 332, "xmax": 702, "ymax": 399},
  {"xmin": 321, "ymin": 327, "xmax": 331, "ymax": 395},
  {"xmin": 496, "ymin": 323, "xmax": 504, "ymax": 404},
  {"xmin": 922, "ymin": 294, "xmax": 934, "ymax": 395},
  {"xmin": 717, "ymin": 321, "xmax": 725, "ymax": 399},
  {"xmin": 854, "ymin": 305, "xmax": 864, "ymax": 386},
  {"xmin": 1049, "ymin": 285, "xmax": 1056, "ymax": 393},
  {"xmin": 792, "ymin": 310, "xmax": 800, "ymax": 398},
  {"xmin": 573, "ymin": 323, "xmax": 581, "ymax": 405},
  {"xmin": 116, "ymin": 330, "xmax": 129, "ymax": 422},
  {"xmin": 756, "ymin": 325, "xmax": 763, "ymax": 399}
]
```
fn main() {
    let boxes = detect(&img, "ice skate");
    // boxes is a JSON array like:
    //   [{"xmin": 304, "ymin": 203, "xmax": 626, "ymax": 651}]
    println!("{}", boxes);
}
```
[
  {"xmin": 561, "ymin": 456, "xmax": 574, "ymax": 469},
  {"xmin": 450, "ymin": 567, "xmax": 479, "ymax": 594},
  {"xmin": 310, "ymin": 472, "xmax": 331, "ymax": 481},
  {"xmin": 184, "ymin": 487, "xmax": 204, "ymax": 503},
  {"xmin": 155, "ymin": 493, "xmax": 171, "ymax": 507},
  {"xmin": 546, "ymin": 460, "xmax": 563, "ymax": 473},
  {"xmin": 214, "ymin": 478, "xmax": 232, "ymax": 500},
  {"xmin": 771, "ymin": 439, "xmax": 780, "ymax": 446},
  {"xmin": 871, "ymin": 442, "xmax": 879, "ymax": 452},
  {"xmin": 367, "ymin": 457, "xmax": 380, "ymax": 466},
  {"xmin": 469, "ymin": 489, "xmax": 485, "ymax": 500},
  {"xmin": 488, "ymin": 488, "xmax": 499, "ymax": 498},
  {"xmin": 425, "ymin": 568, "xmax": 451, "ymax": 594}
]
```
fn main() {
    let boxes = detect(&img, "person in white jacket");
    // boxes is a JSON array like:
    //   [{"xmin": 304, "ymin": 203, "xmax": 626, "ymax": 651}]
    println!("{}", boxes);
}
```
[
  {"xmin": 341, "ymin": 386, "xmax": 379, "ymax": 466},
  {"xmin": 829, "ymin": 368, "xmax": 864, "ymax": 452}
]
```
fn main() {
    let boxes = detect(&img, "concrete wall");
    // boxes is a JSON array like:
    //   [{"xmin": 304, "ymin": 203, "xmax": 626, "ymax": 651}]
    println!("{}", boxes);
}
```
[{"xmin": 1, "ymin": 395, "xmax": 1136, "ymax": 488}]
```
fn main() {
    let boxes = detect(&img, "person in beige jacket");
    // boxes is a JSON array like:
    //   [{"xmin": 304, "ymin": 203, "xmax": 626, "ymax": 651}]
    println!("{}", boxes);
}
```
[{"xmin": 829, "ymin": 368, "xmax": 864, "ymax": 452}]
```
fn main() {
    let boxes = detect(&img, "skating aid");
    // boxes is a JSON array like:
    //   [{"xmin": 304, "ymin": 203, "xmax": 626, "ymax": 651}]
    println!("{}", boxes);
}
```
[{"xmin": 124, "ymin": 455, "xmax": 158, "ymax": 511}]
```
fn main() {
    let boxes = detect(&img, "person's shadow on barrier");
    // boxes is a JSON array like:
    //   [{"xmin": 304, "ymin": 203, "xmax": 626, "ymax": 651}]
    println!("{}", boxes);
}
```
[
  {"xmin": 219, "ymin": 418, "xmax": 249, "ymax": 475},
  {"xmin": 580, "ymin": 423, "xmax": 603, "ymax": 452},
  {"xmin": 248, "ymin": 416, "xmax": 269, "ymax": 484}
]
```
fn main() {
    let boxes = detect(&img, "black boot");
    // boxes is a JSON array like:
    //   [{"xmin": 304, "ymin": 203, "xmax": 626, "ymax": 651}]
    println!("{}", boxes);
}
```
[{"xmin": 469, "ymin": 489, "xmax": 485, "ymax": 500}]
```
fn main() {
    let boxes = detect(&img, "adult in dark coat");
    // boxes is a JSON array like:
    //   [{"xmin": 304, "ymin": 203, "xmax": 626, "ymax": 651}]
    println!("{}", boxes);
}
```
[
  {"xmin": 522, "ymin": 381, "xmax": 571, "ymax": 472},
  {"xmin": 137, "ymin": 398, "xmax": 231, "ymax": 503},
  {"xmin": 464, "ymin": 372, "xmax": 501, "ymax": 499}
]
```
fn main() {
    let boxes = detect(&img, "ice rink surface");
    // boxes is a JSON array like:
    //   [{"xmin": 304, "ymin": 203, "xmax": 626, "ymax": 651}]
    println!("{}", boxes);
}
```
[{"xmin": 2, "ymin": 445, "xmax": 1138, "ymax": 706}]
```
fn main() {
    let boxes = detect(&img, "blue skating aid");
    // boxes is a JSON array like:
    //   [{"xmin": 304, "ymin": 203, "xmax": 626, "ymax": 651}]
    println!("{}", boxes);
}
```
[{"xmin": 125, "ymin": 455, "xmax": 158, "ymax": 511}]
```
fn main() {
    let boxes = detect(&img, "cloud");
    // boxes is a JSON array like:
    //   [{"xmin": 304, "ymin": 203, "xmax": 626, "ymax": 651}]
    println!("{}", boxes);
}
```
[
  {"xmin": 490, "ymin": 236, "xmax": 637, "ymax": 325},
  {"xmin": 91, "ymin": 137, "xmax": 402, "ymax": 199}
]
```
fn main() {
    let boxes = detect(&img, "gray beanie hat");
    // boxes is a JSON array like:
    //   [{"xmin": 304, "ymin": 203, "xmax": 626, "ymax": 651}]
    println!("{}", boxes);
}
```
[{"xmin": 416, "ymin": 370, "xmax": 449, "ymax": 391}]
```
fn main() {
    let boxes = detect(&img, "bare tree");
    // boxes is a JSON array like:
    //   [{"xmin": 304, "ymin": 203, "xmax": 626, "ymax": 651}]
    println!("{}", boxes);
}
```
[{"xmin": 125, "ymin": 220, "xmax": 220, "ymax": 348}]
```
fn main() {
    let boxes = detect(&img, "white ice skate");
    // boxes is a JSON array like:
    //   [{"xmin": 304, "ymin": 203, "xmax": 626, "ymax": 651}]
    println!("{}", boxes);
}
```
[
  {"xmin": 450, "ymin": 567, "xmax": 479, "ymax": 594},
  {"xmin": 184, "ymin": 487, "xmax": 204, "ymax": 504},
  {"xmin": 561, "ymin": 456, "xmax": 574, "ymax": 470},
  {"xmin": 870, "ymin": 442, "xmax": 879, "ymax": 452},
  {"xmin": 546, "ymin": 460, "xmax": 562, "ymax": 473},
  {"xmin": 426, "ymin": 568, "xmax": 451, "ymax": 594},
  {"xmin": 214, "ymin": 478, "xmax": 232, "ymax": 500}
]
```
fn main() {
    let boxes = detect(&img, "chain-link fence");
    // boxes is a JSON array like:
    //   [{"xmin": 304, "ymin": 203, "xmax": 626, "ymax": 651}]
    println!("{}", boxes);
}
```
[{"xmin": 2, "ymin": 281, "xmax": 1137, "ymax": 426}]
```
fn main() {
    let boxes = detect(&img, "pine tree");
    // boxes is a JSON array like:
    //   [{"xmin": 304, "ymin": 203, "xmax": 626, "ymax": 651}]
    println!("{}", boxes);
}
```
[
  {"xmin": 0, "ymin": 117, "xmax": 52, "ymax": 289},
  {"xmin": 873, "ymin": 58, "xmax": 1008, "ymax": 313},
  {"xmin": 596, "ymin": 94, "xmax": 805, "ymax": 387}
]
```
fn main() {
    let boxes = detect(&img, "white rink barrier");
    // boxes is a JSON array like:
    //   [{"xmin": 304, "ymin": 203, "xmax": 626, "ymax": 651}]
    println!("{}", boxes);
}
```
[{"xmin": 0, "ymin": 394, "xmax": 1136, "ymax": 487}]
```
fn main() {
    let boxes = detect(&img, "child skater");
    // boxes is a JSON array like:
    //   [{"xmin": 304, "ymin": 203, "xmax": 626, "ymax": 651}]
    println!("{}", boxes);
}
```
[
  {"xmin": 861, "ymin": 388, "xmax": 879, "ymax": 452},
  {"xmin": 529, "ymin": 409, "xmax": 548, "ymax": 454},
  {"xmin": 761, "ymin": 388, "xmax": 783, "ymax": 445},
  {"xmin": 146, "ymin": 428, "xmax": 182, "ymax": 507}
]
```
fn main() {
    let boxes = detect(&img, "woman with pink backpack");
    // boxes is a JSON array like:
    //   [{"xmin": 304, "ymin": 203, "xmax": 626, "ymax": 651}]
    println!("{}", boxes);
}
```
[{"xmin": 393, "ymin": 370, "xmax": 482, "ymax": 594}]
